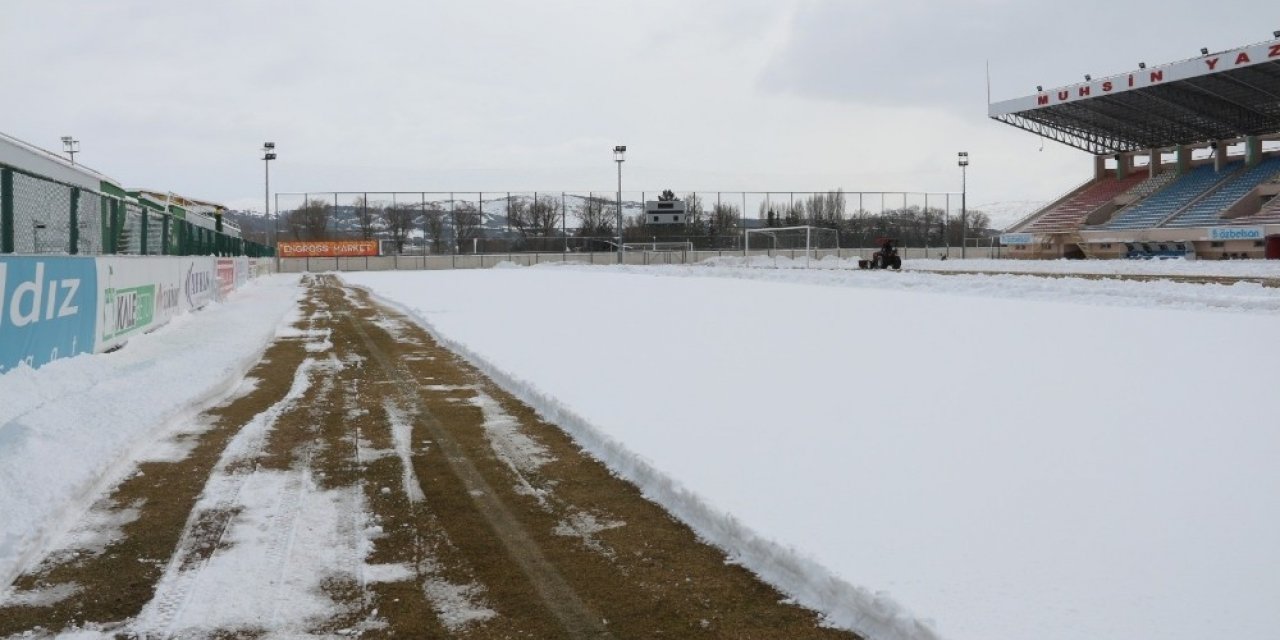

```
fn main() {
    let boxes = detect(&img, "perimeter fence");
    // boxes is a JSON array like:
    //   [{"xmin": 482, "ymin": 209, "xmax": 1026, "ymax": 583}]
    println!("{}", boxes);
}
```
[
  {"xmin": 273, "ymin": 190, "xmax": 980, "ymax": 254},
  {"xmin": 0, "ymin": 163, "xmax": 273, "ymax": 257}
]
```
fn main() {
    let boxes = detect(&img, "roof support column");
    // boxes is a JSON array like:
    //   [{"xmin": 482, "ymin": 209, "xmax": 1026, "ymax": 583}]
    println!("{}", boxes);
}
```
[
  {"xmin": 1149, "ymin": 149, "xmax": 1160, "ymax": 178},
  {"xmin": 1114, "ymin": 153, "xmax": 1130, "ymax": 179},
  {"xmin": 1245, "ymin": 136, "xmax": 1261, "ymax": 167},
  {"xmin": 1176, "ymin": 145, "xmax": 1191, "ymax": 175},
  {"xmin": 1213, "ymin": 141, "xmax": 1224, "ymax": 173},
  {"xmin": 1094, "ymin": 155, "xmax": 1108, "ymax": 181}
]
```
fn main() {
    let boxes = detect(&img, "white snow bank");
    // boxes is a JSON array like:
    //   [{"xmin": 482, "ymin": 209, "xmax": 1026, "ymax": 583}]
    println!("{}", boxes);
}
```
[
  {"xmin": 343, "ymin": 266, "xmax": 1280, "ymax": 640},
  {"xmin": 0, "ymin": 275, "xmax": 302, "ymax": 589},
  {"xmin": 703, "ymin": 254, "xmax": 1280, "ymax": 279}
]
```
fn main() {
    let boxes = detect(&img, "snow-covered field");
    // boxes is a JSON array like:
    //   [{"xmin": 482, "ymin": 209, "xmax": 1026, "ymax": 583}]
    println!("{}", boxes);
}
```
[
  {"xmin": 343, "ymin": 264, "xmax": 1280, "ymax": 640},
  {"xmin": 0, "ymin": 275, "xmax": 301, "ymax": 590},
  {"xmin": 3, "ymin": 262, "xmax": 1277, "ymax": 640}
]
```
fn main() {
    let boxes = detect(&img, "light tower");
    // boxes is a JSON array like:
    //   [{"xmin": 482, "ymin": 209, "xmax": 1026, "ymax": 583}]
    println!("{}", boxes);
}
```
[
  {"xmin": 61, "ymin": 136, "xmax": 79, "ymax": 165},
  {"xmin": 614, "ymin": 145, "xmax": 626, "ymax": 264},
  {"xmin": 958, "ymin": 151, "xmax": 969, "ymax": 258}
]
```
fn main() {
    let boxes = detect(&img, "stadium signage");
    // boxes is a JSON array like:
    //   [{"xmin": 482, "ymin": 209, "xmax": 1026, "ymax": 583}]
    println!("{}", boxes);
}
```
[
  {"xmin": 278, "ymin": 240, "xmax": 379, "ymax": 258},
  {"xmin": 1208, "ymin": 227, "xmax": 1263, "ymax": 241},
  {"xmin": 990, "ymin": 39, "xmax": 1280, "ymax": 116},
  {"xmin": 0, "ymin": 257, "xmax": 98, "ymax": 371},
  {"xmin": 1000, "ymin": 233, "xmax": 1034, "ymax": 245}
]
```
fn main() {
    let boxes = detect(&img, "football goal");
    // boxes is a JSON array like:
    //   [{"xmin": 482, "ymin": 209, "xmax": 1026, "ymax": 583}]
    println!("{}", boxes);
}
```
[
  {"xmin": 744, "ymin": 225, "xmax": 840, "ymax": 268},
  {"xmin": 622, "ymin": 241, "xmax": 694, "ymax": 252}
]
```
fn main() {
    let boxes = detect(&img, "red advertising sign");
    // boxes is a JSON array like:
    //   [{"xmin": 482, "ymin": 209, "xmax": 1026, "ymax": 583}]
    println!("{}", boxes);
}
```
[{"xmin": 278, "ymin": 241, "xmax": 379, "ymax": 258}]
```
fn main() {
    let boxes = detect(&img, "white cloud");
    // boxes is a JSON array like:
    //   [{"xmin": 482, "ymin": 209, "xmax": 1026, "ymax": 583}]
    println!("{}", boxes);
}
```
[{"xmin": 2, "ymin": 0, "xmax": 1276, "ymax": 218}]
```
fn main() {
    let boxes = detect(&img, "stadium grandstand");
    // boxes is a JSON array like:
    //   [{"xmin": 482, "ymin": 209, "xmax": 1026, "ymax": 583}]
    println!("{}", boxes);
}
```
[{"xmin": 991, "ymin": 35, "xmax": 1280, "ymax": 260}]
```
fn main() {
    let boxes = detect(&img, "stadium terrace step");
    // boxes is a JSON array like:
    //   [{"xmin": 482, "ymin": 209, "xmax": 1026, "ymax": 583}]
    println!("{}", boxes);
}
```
[
  {"xmin": 1161, "ymin": 156, "xmax": 1280, "ymax": 228},
  {"xmin": 1024, "ymin": 172, "xmax": 1147, "ymax": 233},
  {"xmin": 1101, "ymin": 163, "xmax": 1241, "ymax": 230}
]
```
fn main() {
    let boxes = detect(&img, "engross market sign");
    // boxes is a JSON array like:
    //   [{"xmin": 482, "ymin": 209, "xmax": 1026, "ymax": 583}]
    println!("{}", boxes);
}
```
[{"xmin": 278, "ymin": 240, "xmax": 379, "ymax": 258}]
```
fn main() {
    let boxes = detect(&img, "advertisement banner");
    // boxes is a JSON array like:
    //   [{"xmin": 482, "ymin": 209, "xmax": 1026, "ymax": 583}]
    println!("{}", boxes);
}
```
[
  {"xmin": 234, "ymin": 256, "xmax": 249, "ymax": 288},
  {"xmin": 278, "ymin": 240, "xmax": 378, "ymax": 258},
  {"xmin": 95, "ymin": 257, "xmax": 167, "ymax": 352},
  {"xmin": 1000, "ymin": 233, "xmax": 1035, "ymax": 245},
  {"xmin": 1209, "ymin": 227, "xmax": 1263, "ymax": 241},
  {"xmin": 0, "ymin": 256, "xmax": 98, "ymax": 372},
  {"xmin": 180, "ymin": 257, "xmax": 217, "ymax": 312},
  {"xmin": 215, "ymin": 258, "xmax": 236, "ymax": 299}
]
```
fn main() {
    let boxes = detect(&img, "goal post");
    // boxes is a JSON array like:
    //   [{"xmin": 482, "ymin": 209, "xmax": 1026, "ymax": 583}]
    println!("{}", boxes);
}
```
[
  {"xmin": 622, "ymin": 240, "xmax": 694, "ymax": 252},
  {"xmin": 744, "ymin": 225, "xmax": 840, "ymax": 267}
]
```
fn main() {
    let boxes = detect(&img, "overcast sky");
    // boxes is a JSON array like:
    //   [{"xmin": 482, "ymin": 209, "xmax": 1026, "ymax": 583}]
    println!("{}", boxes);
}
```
[{"xmin": 2, "ymin": 0, "xmax": 1273, "ymax": 220}]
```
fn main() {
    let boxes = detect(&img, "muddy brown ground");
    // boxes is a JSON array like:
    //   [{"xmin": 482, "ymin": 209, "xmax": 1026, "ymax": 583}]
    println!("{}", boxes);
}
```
[{"xmin": 1, "ymin": 276, "xmax": 860, "ymax": 639}]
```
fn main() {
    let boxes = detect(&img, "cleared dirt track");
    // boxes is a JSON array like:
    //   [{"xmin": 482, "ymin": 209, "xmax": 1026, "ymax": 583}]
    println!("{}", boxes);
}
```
[{"xmin": 1, "ymin": 276, "xmax": 859, "ymax": 639}]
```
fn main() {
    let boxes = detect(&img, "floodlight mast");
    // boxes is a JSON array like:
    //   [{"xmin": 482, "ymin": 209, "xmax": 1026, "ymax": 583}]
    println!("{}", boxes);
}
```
[
  {"xmin": 263, "ymin": 142, "xmax": 277, "ymax": 268},
  {"xmin": 614, "ymin": 145, "xmax": 626, "ymax": 264},
  {"xmin": 61, "ymin": 136, "xmax": 79, "ymax": 165},
  {"xmin": 958, "ymin": 151, "xmax": 969, "ymax": 258}
]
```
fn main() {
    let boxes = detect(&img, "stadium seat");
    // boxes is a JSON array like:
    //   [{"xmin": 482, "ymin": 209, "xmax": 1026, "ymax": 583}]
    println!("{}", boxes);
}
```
[
  {"xmin": 1161, "ymin": 156, "xmax": 1280, "ymax": 228},
  {"xmin": 1102, "ymin": 163, "xmax": 1241, "ymax": 230},
  {"xmin": 1023, "ymin": 172, "xmax": 1148, "ymax": 233}
]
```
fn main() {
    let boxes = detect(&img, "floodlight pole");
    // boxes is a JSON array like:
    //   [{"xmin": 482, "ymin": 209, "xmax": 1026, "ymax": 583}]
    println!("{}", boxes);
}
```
[
  {"xmin": 263, "ymin": 142, "xmax": 277, "ymax": 267},
  {"xmin": 61, "ymin": 136, "xmax": 79, "ymax": 165},
  {"xmin": 958, "ymin": 151, "xmax": 969, "ymax": 259},
  {"xmin": 614, "ymin": 145, "xmax": 626, "ymax": 264}
]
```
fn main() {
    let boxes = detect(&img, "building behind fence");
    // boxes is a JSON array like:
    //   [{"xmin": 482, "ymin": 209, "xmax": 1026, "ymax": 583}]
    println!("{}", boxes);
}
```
[{"xmin": 0, "ymin": 131, "xmax": 272, "ymax": 258}]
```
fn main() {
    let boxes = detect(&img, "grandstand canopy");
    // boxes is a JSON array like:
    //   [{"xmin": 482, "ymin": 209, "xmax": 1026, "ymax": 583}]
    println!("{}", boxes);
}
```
[{"xmin": 989, "ymin": 38, "xmax": 1280, "ymax": 155}]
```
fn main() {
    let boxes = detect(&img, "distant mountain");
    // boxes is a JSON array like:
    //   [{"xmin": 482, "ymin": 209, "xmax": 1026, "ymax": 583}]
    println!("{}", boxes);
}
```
[{"xmin": 971, "ymin": 200, "xmax": 1048, "ymax": 231}]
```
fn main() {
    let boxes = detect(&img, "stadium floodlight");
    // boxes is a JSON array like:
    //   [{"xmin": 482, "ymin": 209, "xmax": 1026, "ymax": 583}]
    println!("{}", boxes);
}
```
[
  {"xmin": 1139, "ymin": 62, "xmax": 1147, "ymax": 69},
  {"xmin": 1274, "ymin": 30, "xmax": 1279, "ymax": 38},
  {"xmin": 1201, "ymin": 47, "xmax": 1209, "ymax": 55},
  {"xmin": 263, "ymin": 142, "xmax": 277, "ymax": 267},
  {"xmin": 1084, "ymin": 74, "xmax": 1091, "ymax": 81},
  {"xmin": 958, "ymin": 152, "xmax": 969, "ymax": 259},
  {"xmin": 1036, "ymin": 85, "xmax": 1043, "ymax": 92},
  {"xmin": 60, "ymin": 136, "xmax": 79, "ymax": 165},
  {"xmin": 613, "ymin": 145, "xmax": 626, "ymax": 264}
]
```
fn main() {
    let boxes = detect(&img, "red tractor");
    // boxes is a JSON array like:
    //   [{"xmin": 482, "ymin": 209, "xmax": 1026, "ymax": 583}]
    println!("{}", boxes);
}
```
[{"xmin": 858, "ymin": 237, "xmax": 902, "ymax": 270}]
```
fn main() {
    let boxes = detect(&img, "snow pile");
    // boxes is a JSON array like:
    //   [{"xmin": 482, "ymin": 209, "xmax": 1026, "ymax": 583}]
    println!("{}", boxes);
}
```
[
  {"xmin": 0, "ymin": 275, "xmax": 301, "ymax": 589},
  {"xmin": 343, "ymin": 266, "xmax": 1280, "ymax": 640}
]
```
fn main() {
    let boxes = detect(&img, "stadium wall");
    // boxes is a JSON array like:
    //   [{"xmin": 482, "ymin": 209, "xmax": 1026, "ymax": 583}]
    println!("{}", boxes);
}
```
[{"xmin": 0, "ymin": 255, "xmax": 273, "ymax": 372}]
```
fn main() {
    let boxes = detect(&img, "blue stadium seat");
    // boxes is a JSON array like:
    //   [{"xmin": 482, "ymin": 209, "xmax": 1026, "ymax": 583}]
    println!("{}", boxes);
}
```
[
  {"xmin": 1162, "ymin": 156, "xmax": 1280, "ymax": 228},
  {"xmin": 1101, "ymin": 163, "xmax": 1239, "ymax": 230}
]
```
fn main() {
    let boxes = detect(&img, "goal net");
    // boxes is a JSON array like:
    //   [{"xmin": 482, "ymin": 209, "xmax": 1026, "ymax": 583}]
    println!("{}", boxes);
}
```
[
  {"xmin": 622, "ymin": 241, "xmax": 694, "ymax": 252},
  {"xmin": 744, "ymin": 226, "xmax": 840, "ymax": 267}
]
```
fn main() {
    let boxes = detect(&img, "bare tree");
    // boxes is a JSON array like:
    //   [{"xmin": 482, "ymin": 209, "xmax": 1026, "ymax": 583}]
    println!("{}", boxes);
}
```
[
  {"xmin": 708, "ymin": 202, "xmax": 741, "ymax": 239},
  {"xmin": 286, "ymin": 199, "xmax": 331, "ymax": 240},
  {"xmin": 452, "ymin": 202, "xmax": 483, "ymax": 251},
  {"xmin": 424, "ymin": 205, "xmax": 446, "ymax": 254},
  {"xmin": 574, "ymin": 196, "xmax": 614, "ymax": 237},
  {"xmin": 381, "ymin": 205, "xmax": 417, "ymax": 254},
  {"xmin": 353, "ymin": 196, "xmax": 380, "ymax": 240}
]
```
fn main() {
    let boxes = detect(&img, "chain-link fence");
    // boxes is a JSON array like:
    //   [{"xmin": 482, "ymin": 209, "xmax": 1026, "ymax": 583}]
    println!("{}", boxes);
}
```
[
  {"xmin": 274, "ymin": 190, "xmax": 985, "ymax": 255},
  {"xmin": 1, "ymin": 164, "xmax": 273, "ymax": 257}
]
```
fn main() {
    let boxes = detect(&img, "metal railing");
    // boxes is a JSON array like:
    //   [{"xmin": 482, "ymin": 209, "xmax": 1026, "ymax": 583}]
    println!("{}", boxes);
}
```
[{"xmin": 1, "ymin": 163, "xmax": 272, "ymax": 257}]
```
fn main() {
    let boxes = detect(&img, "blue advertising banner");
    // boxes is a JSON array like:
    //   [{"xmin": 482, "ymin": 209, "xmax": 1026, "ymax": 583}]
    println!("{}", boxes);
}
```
[{"xmin": 0, "ymin": 256, "xmax": 98, "ymax": 372}]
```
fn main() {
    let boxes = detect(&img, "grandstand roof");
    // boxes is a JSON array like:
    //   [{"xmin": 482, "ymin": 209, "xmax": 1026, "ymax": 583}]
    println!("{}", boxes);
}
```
[{"xmin": 989, "ymin": 38, "xmax": 1280, "ymax": 155}]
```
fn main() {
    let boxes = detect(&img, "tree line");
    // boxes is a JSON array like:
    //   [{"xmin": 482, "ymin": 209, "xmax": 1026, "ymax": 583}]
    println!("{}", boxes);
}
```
[{"xmin": 269, "ymin": 190, "xmax": 992, "ymax": 253}]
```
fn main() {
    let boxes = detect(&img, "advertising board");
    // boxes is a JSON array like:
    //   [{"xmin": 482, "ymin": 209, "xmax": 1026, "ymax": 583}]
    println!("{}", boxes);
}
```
[
  {"xmin": 278, "ymin": 240, "xmax": 378, "ymax": 258},
  {"xmin": 1000, "ymin": 233, "xmax": 1035, "ymax": 245},
  {"xmin": 1208, "ymin": 227, "xmax": 1263, "ymax": 242},
  {"xmin": 215, "ymin": 258, "xmax": 236, "ymax": 299},
  {"xmin": 0, "ymin": 256, "xmax": 98, "ymax": 372}
]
